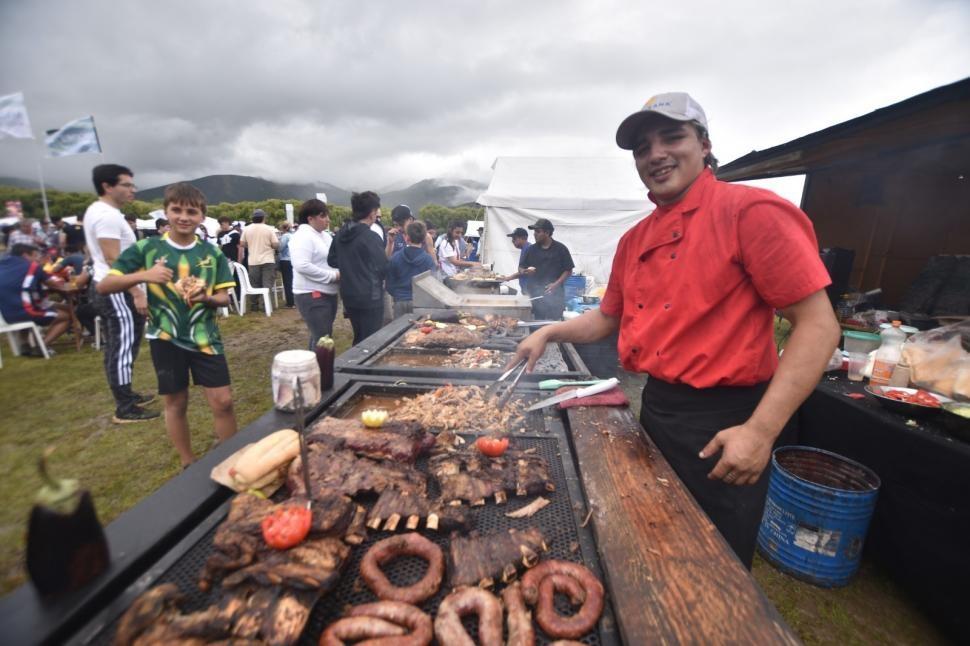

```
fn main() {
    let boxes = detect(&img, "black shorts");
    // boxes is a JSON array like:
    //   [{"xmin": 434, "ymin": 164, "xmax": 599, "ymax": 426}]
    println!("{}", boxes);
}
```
[{"xmin": 149, "ymin": 340, "xmax": 231, "ymax": 394}]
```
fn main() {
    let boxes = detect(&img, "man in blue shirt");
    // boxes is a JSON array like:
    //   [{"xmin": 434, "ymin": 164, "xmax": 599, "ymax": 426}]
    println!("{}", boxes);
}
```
[
  {"xmin": 0, "ymin": 244, "xmax": 71, "ymax": 352},
  {"xmin": 499, "ymin": 228, "xmax": 532, "ymax": 295}
]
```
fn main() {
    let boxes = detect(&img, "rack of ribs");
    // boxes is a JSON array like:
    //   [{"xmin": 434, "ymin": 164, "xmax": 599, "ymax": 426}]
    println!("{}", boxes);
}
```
[
  {"xmin": 365, "ymin": 486, "xmax": 473, "ymax": 533},
  {"xmin": 306, "ymin": 416, "xmax": 435, "ymax": 463},
  {"xmin": 199, "ymin": 493, "xmax": 355, "ymax": 591},
  {"xmin": 447, "ymin": 527, "xmax": 549, "ymax": 589},
  {"xmin": 286, "ymin": 443, "xmax": 428, "ymax": 501},
  {"xmin": 429, "ymin": 444, "xmax": 555, "ymax": 505},
  {"xmin": 114, "ymin": 583, "xmax": 319, "ymax": 646}
]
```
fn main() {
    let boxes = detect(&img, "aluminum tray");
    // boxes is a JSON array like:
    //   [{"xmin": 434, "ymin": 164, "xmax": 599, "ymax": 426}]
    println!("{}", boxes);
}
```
[{"xmin": 73, "ymin": 380, "xmax": 619, "ymax": 646}]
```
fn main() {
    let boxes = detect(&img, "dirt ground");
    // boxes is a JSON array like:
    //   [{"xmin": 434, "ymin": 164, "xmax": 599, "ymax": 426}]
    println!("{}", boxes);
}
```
[{"xmin": 0, "ymin": 309, "xmax": 950, "ymax": 643}]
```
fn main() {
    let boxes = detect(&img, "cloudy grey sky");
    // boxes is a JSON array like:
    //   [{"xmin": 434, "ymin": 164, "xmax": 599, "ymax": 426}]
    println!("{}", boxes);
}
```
[{"xmin": 1, "ymin": 0, "xmax": 968, "ymax": 200}]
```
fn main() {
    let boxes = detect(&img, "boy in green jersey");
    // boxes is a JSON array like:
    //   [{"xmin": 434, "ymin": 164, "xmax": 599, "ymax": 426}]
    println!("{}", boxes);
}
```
[{"xmin": 98, "ymin": 183, "xmax": 237, "ymax": 467}]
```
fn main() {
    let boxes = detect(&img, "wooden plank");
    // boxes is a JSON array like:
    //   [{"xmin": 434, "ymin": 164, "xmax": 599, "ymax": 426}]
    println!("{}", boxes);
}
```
[{"xmin": 566, "ymin": 405, "xmax": 799, "ymax": 645}]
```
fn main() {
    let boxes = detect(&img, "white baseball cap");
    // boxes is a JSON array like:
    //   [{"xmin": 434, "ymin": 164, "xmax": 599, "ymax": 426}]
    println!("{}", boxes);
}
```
[{"xmin": 615, "ymin": 92, "xmax": 709, "ymax": 150}]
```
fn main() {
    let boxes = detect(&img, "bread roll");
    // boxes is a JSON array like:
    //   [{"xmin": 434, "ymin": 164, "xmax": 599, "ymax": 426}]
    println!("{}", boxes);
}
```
[{"xmin": 230, "ymin": 429, "xmax": 300, "ymax": 488}]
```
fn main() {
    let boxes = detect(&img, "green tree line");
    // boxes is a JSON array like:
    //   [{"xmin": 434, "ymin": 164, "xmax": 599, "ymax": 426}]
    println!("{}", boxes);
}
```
[{"xmin": 0, "ymin": 185, "xmax": 483, "ymax": 232}]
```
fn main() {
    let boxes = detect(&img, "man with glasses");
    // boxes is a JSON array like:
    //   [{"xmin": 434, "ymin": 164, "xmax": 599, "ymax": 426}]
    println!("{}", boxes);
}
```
[{"xmin": 84, "ymin": 164, "xmax": 159, "ymax": 423}]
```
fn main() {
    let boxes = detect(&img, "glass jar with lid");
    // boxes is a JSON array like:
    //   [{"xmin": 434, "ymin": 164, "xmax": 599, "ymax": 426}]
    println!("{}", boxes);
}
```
[{"xmin": 272, "ymin": 350, "xmax": 321, "ymax": 412}]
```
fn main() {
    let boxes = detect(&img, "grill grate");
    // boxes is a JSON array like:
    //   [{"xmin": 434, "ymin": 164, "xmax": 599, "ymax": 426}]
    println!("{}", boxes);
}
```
[{"xmin": 87, "ymin": 413, "xmax": 611, "ymax": 645}]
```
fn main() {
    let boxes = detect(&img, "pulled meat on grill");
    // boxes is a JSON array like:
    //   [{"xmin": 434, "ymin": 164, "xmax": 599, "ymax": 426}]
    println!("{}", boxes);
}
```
[
  {"xmin": 286, "ymin": 442, "xmax": 428, "ymax": 500},
  {"xmin": 429, "ymin": 439, "xmax": 555, "ymax": 505},
  {"xmin": 447, "ymin": 527, "xmax": 548, "ymax": 589},
  {"xmin": 441, "ymin": 348, "xmax": 509, "ymax": 369},
  {"xmin": 306, "ymin": 416, "xmax": 435, "ymax": 463},
  {"xmin": 199, "ymin": 493, "xmax": 354, "ymax": 591},
  {"xmin": 392, "ymin": 385, "xmax": 527, "ymax": 434}
]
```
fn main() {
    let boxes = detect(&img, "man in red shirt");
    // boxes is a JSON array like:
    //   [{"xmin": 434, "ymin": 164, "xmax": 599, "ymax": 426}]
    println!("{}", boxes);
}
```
[{"xmin": 512, "ymin": 93, "xmax": 840, "ymax": 567}]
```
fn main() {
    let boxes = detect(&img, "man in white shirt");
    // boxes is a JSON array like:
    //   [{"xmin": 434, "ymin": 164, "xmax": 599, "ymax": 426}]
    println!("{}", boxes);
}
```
[
  {"xmin": 239, "ymin": 209, "xmax": 279, "ymax": 292},
  {"xmin": 83, "ymin": 164, "xmax": 159, "ymax": 423},
  {"xmin": 291, "ymin": 199, "xmax": 340, "ymax": 349}
]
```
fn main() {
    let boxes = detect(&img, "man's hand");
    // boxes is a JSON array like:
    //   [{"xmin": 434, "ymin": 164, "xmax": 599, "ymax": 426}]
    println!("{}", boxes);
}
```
[
  {"xmin": 186, "ymin": 289, "xmax": 210, "ymax": 307},
  {"xmin": 544, "ymin": 283, "xmax": 556, "ymax": 294},
  {"xmin": 143, "ymin": 258, "xmax": 173, "ymax": 284},
  {"xmin": 132, "ymin": 290, "xmax": 149, "ymax": 317},
  {"xmin": 699, "ymin": 422, "xmax": 775, "ymax": 486},
  {"xmin": 507, "ymin": 329, "xmax": 550, "ymax": 372}
]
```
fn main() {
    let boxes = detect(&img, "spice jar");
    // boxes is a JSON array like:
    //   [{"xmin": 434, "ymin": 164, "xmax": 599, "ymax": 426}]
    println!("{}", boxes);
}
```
[{"xmin": 272, "ymin": 350, "xmax": 321, "ymax": 412}]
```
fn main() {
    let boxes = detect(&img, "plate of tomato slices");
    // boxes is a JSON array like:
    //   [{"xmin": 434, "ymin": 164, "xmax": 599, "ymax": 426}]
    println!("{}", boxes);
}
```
[{"xmin": 865, "ymin": 385, "xmax": 952, "ymax": 417}]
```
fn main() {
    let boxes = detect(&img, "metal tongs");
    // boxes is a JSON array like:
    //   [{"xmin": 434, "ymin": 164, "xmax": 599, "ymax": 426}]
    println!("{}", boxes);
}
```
[
  {"xmin": 294, "ymin": 376, "xmax": 313, "ymax": 510},
  {"xmin": 484, "ymin": 358, "xmax": 529, "ymax": 409}
]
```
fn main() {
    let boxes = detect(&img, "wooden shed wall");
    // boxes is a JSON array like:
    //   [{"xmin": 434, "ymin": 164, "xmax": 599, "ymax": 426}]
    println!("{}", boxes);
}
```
[{"xmin": 803, "ymin": 138, "xmax": 970, "ymax": 306}]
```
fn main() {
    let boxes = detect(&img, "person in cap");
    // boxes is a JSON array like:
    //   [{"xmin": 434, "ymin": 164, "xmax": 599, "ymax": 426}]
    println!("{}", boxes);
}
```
[
  {"xmin": 382, "ymin": 205, "xmax": 437, "ymax": 323},
  {"xmin": 518, "ymin": 218, "xmax": 574, "ymax": 320},
  {"xmin": 498, "ymin": 227, "xmax": 533, "ymax": 296},
  {"xmin": 239, "ymin": 208, "xmax": 279, "ymax": 294},
  {"xmin": 510, "ymin": 92, "xmax": 839, "ymax": 568}
]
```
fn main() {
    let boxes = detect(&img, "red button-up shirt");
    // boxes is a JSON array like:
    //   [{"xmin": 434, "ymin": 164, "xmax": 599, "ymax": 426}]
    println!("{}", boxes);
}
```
[{"xmin": 600, "ymin": 169, "xmax": 831, "ymax": 388}]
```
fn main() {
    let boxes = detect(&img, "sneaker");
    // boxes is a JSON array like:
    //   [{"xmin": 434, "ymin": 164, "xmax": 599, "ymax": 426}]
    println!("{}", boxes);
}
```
[
  {"xmin": 112, "ymin": 405, "xmax": 161, "ymax": 424},
  {"xmin": 133, "ymin": 391, "xmax": 156, "ymax": 406}
]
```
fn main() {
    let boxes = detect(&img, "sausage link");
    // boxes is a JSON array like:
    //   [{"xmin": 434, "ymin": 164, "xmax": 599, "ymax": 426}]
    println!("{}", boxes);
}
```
[
  {"xmin": 318, "ymin": 616, "xmax": 405, "ymax": 646},
  {"xmin": 359, "ymin": 533, "xmax": 444, "ymax": 604},
  {"xmin": 501, "ymin": 582, "xmax": 535, "ymax": 646},
  {"xmin": 520, "ymin": 559, "xmax": 602, "ymax": 606},
  {"xmin": 434, "ymin": 587, "xmax": 503, "ymax": 646},
  {"xmin": 346, "ymin": 601, "xmax": 432, "ymax": 646},
  {"xmin": 534, "ymin": 572, "xmax": 604, "ymax": 639}
]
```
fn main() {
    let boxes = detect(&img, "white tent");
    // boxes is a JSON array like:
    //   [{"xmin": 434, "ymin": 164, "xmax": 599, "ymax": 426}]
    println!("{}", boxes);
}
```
[{"xmin": 477, "ymin": 157, "xmax": 653, "ymax": 290}]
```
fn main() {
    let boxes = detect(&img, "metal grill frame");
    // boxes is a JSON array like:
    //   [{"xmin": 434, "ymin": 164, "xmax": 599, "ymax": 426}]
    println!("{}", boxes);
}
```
[
  {"xmin": 335, "ymin": 314, "xmax": 592, "ymax": 381},
  {"xmin": 71, "ymin": 379, "xmax": 620, "ymax": 646}
]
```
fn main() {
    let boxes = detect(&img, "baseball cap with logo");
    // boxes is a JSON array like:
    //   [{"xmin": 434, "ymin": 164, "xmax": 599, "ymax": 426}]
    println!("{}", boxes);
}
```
[
  {"xmin": 391, "ymin": 204, "xmax": 413, "ymax": 224},
  {"xmin": 615, "ymin": 92, "xmax": 708, "ymax": 150},
  {"xmin": 507, "ymin": 227, "xmax": 528, "ymax": 238},
  {"xmin": 528, "ymin": 218, "xmax": 554, "ymax": 232}
]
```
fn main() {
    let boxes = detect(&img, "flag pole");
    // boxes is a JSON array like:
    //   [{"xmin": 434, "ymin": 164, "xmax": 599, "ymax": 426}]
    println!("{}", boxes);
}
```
[{"xmin": 36, "ymin": 159, "xmax": 51, "ymax": 224}]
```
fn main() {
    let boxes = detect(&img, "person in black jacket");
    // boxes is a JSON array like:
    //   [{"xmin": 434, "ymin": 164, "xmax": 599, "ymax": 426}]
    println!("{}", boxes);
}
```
[{"xmin": 328, "ymin": 191, "xmax": 388, "ymax": 345}]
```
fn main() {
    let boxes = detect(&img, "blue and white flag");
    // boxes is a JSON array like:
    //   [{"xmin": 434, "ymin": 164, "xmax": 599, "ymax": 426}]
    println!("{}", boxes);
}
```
[
  {"xmin": 45, "ymin": 115, "xmax": 102, "ymax": 157},
  {"xmin": 0, "ymin": 92, "xmax": 34, "ymax": 139}
]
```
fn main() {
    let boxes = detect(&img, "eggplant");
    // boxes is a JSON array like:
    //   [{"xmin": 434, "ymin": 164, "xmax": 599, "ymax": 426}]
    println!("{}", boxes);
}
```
[{"xmin": 25, "ymin": 449, "xmax": 109, "ymax": 598}]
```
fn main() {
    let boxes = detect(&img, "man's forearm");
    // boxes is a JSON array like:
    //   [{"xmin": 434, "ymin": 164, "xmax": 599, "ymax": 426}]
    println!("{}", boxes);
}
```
[
  {"xmin": 540, "ymin": 308, "xmax": 619, "ymax": 344},
  {"xmin": 747, "ymin": 294, "xmax": 840, "ymax": 440}
]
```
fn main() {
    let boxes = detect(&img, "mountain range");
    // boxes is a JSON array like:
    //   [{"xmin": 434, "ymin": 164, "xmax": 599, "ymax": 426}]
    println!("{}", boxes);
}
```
[{"xmin": 0, "ymin": 174, "xmax": 488, "ymax": 210}]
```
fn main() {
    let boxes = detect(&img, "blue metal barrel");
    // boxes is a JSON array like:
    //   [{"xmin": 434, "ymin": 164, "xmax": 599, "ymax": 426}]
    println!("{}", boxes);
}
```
[{"xmin": 757, "ymin": 446, "xmax": 880, "ymax": 587}]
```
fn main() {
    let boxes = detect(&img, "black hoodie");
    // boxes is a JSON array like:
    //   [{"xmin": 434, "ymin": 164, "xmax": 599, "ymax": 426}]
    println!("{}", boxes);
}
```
[{"xmin": 328, "ymin": 220, "xmax": 388, "ymax": 309}]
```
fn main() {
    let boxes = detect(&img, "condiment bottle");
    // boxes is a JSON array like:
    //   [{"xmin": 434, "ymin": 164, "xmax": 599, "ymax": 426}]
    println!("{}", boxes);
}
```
[
  {"xmin": 26, "ymin": 449, "xmax": 109, "ymax": 598},
  {"xmin": 870, "ymin": 320, "xmax": 906, "ymax": 386},
  {"xmin": 315, "ymin": 335, "xmax": 335, "ymax": 391}
]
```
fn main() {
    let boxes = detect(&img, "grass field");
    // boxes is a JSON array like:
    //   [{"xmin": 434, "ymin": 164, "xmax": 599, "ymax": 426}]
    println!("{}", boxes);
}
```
[{"xmin": 0, "ymin": 308, "xmax": 946, "ymax": 643}]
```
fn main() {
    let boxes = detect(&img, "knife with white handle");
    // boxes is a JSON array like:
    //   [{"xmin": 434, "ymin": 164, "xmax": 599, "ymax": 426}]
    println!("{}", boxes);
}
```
[{"xmin": 526, "ymin": 377, "xmax": 620, "ymax": 411}]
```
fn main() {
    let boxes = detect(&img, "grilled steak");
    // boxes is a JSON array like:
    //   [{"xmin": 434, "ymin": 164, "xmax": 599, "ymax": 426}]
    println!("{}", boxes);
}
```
[
  {"xmin": 306, "ymin": 416, "xmax": 435, "ymax": 463},
  {"xmin": 429, "ymin": 443, "xmax": 555, "ymax": 505},
  {"xmin": 448, "ymin": 527, "xmax": 548, "ymax": 589},
  {"xmin": 366, "ymin": 486, "xmax": 473, "ymax": 533},
  {"xmin": 286, "ymin": 442, "xmax": 428, "ymax": 500},
  {"xmin": 115, "ymin": 583, "xmax": 318, "ymax": 646},
  {"xmin": 400, "ymin": 324, "xmax": 484, "ymax": 349},
  {"xmin": 199, "ymin": 493, "xmax": 355, "ymax": 590}
]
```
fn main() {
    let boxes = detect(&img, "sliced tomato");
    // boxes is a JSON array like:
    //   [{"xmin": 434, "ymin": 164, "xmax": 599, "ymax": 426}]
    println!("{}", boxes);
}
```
[
  {"xmin": 420, "ymin": 327, "xmax": 433, "ymax": 334},
  {"xmin": 261, "ymin": 506, "xmax": 312, "ymax": 550},
  {"xmin": 476, "ymin": 436, "xmax": 510, "ymax": 457}
]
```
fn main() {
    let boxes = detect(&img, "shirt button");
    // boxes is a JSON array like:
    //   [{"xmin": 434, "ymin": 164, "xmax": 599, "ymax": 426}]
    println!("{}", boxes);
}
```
[
  {"xmin": 637, "ymin": 303, "xmax": 644, "ymax": 309},
  {"xmin": 632, "ymin": 347, "xmax": 638, "ymax": 353},
  {"xmin": 656, "ymin": 350, "xmax": 661, "ymax": 357},
  {"xmin": 672, "ymin": 231, "xmax": 680, "ymax": 239},
  {"xmin": 670, "ymin": 252, "xmax": 677, "ymax": 259},
  {"xmin": 664, "ymin": 303, "xmax": 671, "ymax": 310}
]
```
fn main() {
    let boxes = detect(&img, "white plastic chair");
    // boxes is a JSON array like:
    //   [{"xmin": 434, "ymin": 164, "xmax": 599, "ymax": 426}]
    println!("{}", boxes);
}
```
[
  {"xmin": 0, "ymin": 310, "xmax": 51, "ymax": 367},
  {"xmin": 94, "ymin": 315, "xmax": 102, "ymax": 350},
  {"xmin": 230, "ymin": 262, "xmax": 272, "ymax": 317},
  {"xmin": 272, "ymin": 276, "xmax": 284, "ymax": 308}
]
